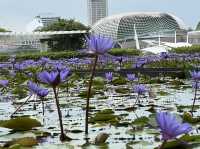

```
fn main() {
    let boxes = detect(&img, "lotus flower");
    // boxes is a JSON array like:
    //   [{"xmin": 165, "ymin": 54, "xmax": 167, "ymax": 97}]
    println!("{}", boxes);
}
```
[
  {"xmin": 105, "ymin": 72, "xmax": 113, "ymax": 82},
  {"xmin": 160, "ymin": 52, "xmax": 169, "ymax": 59},
  {"xmin": 127, "ymin": 74, "xmax": 137, "ymax": 81},
  {"xmin": 86, "ymin": 34, "xmax": 115, "ymax": 55},
  {"xmin": 156, "ymin": 112, "xmax": 192, "ymax": 141},
  {"xmin": 190, "ymin": 70, "xmax": 200, "ymax": 81},
  {"xmin": 134, "ymin": 84, "xmax": 147, "ymax": 95},
  {"xmin": 0, "ymin": 80, "xmax": 9, "ymax": 88},
  {"xmin": 38, "ymin": 68, "xmax": 70, "ymax": 87},
  {"xmin": 27, "ymin": 81, "xmax": 48, "ymax": 97}
]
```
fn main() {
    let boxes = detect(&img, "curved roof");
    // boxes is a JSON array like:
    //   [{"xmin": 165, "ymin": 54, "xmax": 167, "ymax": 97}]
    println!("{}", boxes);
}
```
[{"xmin": 91, "ymin": 12, "xmax": 187, "ymax": 40}]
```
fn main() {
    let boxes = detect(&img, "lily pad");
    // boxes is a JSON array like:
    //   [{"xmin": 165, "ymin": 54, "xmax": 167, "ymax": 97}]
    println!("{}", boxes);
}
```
[
  {"xmin": 89, "ymin": 109, "xmax": 120, "ymax": 124},
  {"xmin": 79, "ymin": 89, "xmax": 96, "ymax": 98},
  {"xmin": 112, "ymin": 76, "xmax": 127, "ymax": 85},
  {"xmin": 4, "ymin": 137, "xmax": 38, "ymax": 148},
  {"xmin": 170, "ymin": 80, "xmax": 185, "ymax": 86},
  {"xmin": 132, "ymin": 116, "xmax": 149, "ymax": 126},
  {"xmin": 0, "ymin": 117, "xmax": 41, "ymax": 131},
  {"xmin": 158, "ymin": 135, "xmax": 200, "ymax": 149},
  {"xmin": 115, "ymin": 88, "xmax": 130, "ymax": 94},
  {"xmin": 157, "ymin": 91, "xmax": 170, "ymax": 96}
]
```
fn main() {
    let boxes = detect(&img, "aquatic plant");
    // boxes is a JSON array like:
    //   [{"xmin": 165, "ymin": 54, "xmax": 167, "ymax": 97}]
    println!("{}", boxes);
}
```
[
  {"xmin": 0, "ymin": 80, "xmax": 9, "ymax": 88},
  {"xmin": 160, "ymin": 52, "xmax": 169, "ymax": 59},
  {"xmin": 190, "ymin": 70, "xmax": 200, "ymax": 116},
  {"xmin": 105, "ymin": 72, "xmax": 113, "ymax": 83},
  {"xmin": 85, "ymin": 34, "xmax": 115, "ymax": 135},
  {"xmin": 38, "ymin": 68, "xmax": 71, "ymax": 141},
  {"xmin": 156, "ymin": 112, "xmax": 192, "ymax": 148},
  {"xmin": 27, "ymin": 81, "xmax": 49, "ymax": 114},
  {"xmin": 127, "ymin": 74, "xmax": 137, "ymax": 83},
  {"xmin": 133, "ymin": 84, "xmax": 147, "ymax": 105},
  {"xmin": 133, "ymin": 57, "xmax": 148, "ymax": 68}
]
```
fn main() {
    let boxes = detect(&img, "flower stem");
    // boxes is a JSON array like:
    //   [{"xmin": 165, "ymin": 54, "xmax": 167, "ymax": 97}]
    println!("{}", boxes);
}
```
[
  {"xmin": 85, "ymin": 55, "xmax": 98, "ymax": 135},
  {"xmin": 159, "ymin": 141, "xmax": 166, "ymax": 149},
  {"xmin": 10, "ymin": 95, "xmax": 32, "ymax": 118},
  {"xmin": 53, "ymin": 87, "xmax": 69, "ymax": 141},
  {"xmin": 191, "ymin": 81, "xmax": 198, "ymax": 116},
  {"xmin": 134, "ymin": 94, "xmax": 140, "ymax": 106},
  {"xmin": 41, "ymin": 97, "xmax": 45, "ymax": 116}
]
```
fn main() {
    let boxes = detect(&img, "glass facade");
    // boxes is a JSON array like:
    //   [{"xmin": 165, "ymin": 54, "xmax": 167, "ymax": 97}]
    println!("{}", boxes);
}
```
[{"xmin": 91, "ymin": 12, "xmax": 187, "ymax": 41}]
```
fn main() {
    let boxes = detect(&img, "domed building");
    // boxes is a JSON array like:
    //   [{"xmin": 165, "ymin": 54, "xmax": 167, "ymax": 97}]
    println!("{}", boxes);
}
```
[{"xmin": 91, "ymin": 12, "xmax": 188, "ymax": 48}]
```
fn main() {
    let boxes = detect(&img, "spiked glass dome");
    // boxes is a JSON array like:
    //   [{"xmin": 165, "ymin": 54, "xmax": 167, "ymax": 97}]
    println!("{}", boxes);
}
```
[{"xmin": 91, "ymin": 12, "xmax": 187, "ymax": 41}]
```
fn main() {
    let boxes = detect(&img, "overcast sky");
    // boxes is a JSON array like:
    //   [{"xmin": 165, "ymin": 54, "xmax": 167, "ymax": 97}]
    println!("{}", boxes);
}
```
[{"xmin": 0, "ymin": 0, "xmax": 199, "ymax": 31}]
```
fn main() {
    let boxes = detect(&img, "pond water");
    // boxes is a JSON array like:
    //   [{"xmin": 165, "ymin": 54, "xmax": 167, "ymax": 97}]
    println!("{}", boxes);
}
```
[{"xmin": 0, "ymin": 78, "xmax": 199, "ymax": 149}]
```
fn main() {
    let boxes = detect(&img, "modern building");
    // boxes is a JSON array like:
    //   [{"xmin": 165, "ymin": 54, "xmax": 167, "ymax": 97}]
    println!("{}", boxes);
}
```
[
  {"xmin": 26, "ymin": 14, "xmax": 60, "ymax": 32},
  {"xmin": 188, "ymin": 31, "xmax": 200, "ymax": 45},
  {"xmin": 91, "ymin": 12, "xmax": 188, "ymax": 48},
  {"xmin": 88, "ymin": 0, "xmax": 108, "ymax": 25},
  {"xmin": 36, "ymin": 14, "xmax": 60, "ymax": 27},
  {"xmin": 0, "ymin": 31, "xmax": 87, "ymax": 52}
]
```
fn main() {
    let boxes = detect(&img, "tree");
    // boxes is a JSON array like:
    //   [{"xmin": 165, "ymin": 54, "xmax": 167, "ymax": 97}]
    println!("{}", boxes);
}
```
[
  {"xmin": 196, "ymin": 22, "xmax": 200, "ymax": 31},
  {"xmin": 0, "ymin": 27, "xmax": 10, "ymax": 32},
  {"xmin": 38, "ymin": 19, "xmax": 89, "ymax": 51}
]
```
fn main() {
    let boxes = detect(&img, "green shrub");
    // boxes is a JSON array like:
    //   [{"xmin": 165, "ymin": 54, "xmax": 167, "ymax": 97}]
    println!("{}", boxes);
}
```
[
  {"xmin": 171, "ymin": 45, "xmax": 200, "ymax": 54},
  {"xmin": 0, "ymin": 50, "xmax": 87, "ymax": 62},
  {"xmin": 146, "ymin": 59, "xmax": 197, "ymax": 70},
  {"xmin": 108, "ymin": 48, "xmax": 142, "ymax": 56}
]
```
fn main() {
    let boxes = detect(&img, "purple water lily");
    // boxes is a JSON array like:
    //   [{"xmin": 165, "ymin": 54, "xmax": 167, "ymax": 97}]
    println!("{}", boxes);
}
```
[
  {"xmin": 38, "ymin": 68, "xmax": 70, "ymax": 87},
  {"xmin": 84, "ymin": 34, "xmax": 115, "ymax": 135},
  {"xmin": 160, "ymin": 52, "xmax": 169, "ymax": 59},
  {"xmin": 134, "ymin": 84, "xmax": 147, "ymax": 95},
  {"xmin": 0, "ymin": 80, "xmax": 9, "ymax": 88},
  {"xmin": 105, "ymin": 72, "xmax": 113, "ymax": 82},
  {"xmin": 133, "ymin": 58, "xmax": 148, "ymax": 68},
  {"xmin": 28, "ymin": 81, "xmax": 39, "ymax": 94},
  {"xmin": 37, "ymin": 68, "xmax": 71, "ymax": 141},
  {"xmin": 156, "ymin": 112, "xmax": 192, "ymax": 141},
  {"xmin": 37, "ymin": 88, "xmax": 49, "ymax": 98},
  {"xmin": 14, "ymin": 63, "xmax": 25, "ymax": 71},
  {"xmin": 190, "ymin": 70, "xmax": 200, "ymax": 81},
  {"xmin": 133, "ymin": 84, "xmax": 147, "ymax": 105},
  {"xmin": 190, "ymin": 70, "xmax": 200, "ymax": 116},
  {"xmin": 39, "ymin": 57, "xmax": 50, "ymax": 65},
  {"xmin": 53, "ymin": 63, "xmax": 65, "ymax": 71},
  {"xmin": 27, "ymin": 81, "xmax": 49, "ymax": 97},
  {"xmin": 86, "ymin": 34, "xmax": 115, "ymax": 55},
  {"xmin": 127, "ymin": 74, "xmax": 137, "ymax": 82}
]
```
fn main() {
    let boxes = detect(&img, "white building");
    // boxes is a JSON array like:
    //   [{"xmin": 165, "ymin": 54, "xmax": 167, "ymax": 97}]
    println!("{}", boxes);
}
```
[
  {"xmin": 91, "ymin": 12, "xmax": 188, "ymax": 49},
  {"xmin": 26, "ymin": 14, "xmax": 60, "ymax": 32},
  {"xmin": 88, "ymin": 0, "xmax": 108, "ymax": 25},
  {"xmin": 35, "ymin": 15, "xmax": 60, "ymax": 27}
]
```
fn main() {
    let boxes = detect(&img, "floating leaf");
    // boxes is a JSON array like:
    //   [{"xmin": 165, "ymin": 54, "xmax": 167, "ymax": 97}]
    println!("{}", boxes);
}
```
[{"xmin": 0, "ymin": 117, "xmax": 41, "ymax": 131}]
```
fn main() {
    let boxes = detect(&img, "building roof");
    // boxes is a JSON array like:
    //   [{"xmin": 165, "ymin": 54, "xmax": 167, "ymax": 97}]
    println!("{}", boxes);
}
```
[{"xmin": 91, "ymin": 12, "xmax": 187, "ymax": 40}]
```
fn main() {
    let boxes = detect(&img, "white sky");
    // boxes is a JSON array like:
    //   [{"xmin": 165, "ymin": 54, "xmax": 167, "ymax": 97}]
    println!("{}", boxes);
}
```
[{"xmin": 0, "ymin": 0, "xmax": 199, "ymax": 31}]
